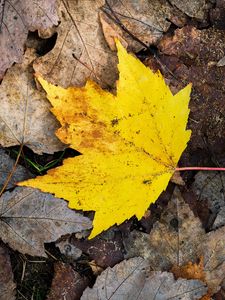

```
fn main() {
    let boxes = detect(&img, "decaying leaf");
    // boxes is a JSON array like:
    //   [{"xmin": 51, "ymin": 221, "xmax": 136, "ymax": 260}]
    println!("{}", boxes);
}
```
[
  {"xmin": 0, "ymin": 48, "xmax": 64, "ymax": 154},
  {"xmin": 0, "ymin": 187, "xmax": 92, "ymax": 256},
  {"xmin": 47, "ymin": 262, "xmax": 89, "ymax": 300},
  {"xmin": 33, "ymin": 0, "xmax": 117, "ymax": 88},
  {"xmin": 69, "ymin": 230, "xmax": 124, "ymax": 267},
  {"xmin": 81, "ymin": 257, "xmax": 207, "ymax": 300},
  {"xmin": 124, "ymin": 188, "xmax": 205, "ymax": 269},
  {"xmin": 20, "ymin": 41, "xmax": 191, "ymax": 238},
  {"xmin": 0, "ymin": 243, "xmax": 16, "ymax": 300},
  {"xmin": 191, "ymin": 171, "xmax": 225, "ymax": 229},
  {"xmin": 0, "ymin": 0, "xmax": 58, "ymax": 79},
  {"xmin": 202, "ymin": 226, "xmax": 225, "ymax": 293},
  {"xmin": 0, "ymin": 148, "xmax": 33, "ymax": 190},
  {"xmin": 100, "ymin": 0, "xmax": 185, "ymax": 52},
  {"xmin": 168, "ymin": 0, "xmax": 207, "ymax": 19},
  {"xmin": 124, "ymin": 188, "xmax": 225, "ymax": 294}
]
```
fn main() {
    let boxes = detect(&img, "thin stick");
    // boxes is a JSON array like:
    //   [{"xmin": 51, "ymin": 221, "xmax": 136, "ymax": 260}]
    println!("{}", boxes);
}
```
[
  {"xmin": 0, "ymin": 143, "xmax": 24, "ymax": 197},
  {"xmin": 176, "ymin": 167, "xmax": 225, "ymax": 172}
]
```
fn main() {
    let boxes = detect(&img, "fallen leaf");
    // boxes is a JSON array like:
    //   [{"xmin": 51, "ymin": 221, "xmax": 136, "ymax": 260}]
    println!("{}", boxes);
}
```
[
  {"xmin": 0, "ymin": 48, "xmax": 64, "ymax": 154},
  {"xmin": 20, "ymin": 41, "xmax": 191, "ymax": 238},
  {"xmin": 47, "ymin": 262, "xmax": 89, "ymax": 300},
  {"xmin": 0, "ymin": 148, "xmax": 33, "ymax": 190},
  {"xmin": 33, "ymin": 0, "xmax": 189, "ymax": 88},
  {"xmin": 191, "ymin": 171, "xmax": 225, "ymax": 229},
  {"xmin": 33, "ymin": 0, "xmax": 118, "ymax": 88},
  {"xmin": 210, "ymin": 0, "xmax": 225, "ymax": 29},
  {"xmin": 70, "ymin": 230, "xmax": 124, "ymax": 268},
  {"xmin": 172, "ymin": 257, "xmax": 205, "ymax": 282},
  {"xmin": 0, "ymin": 243, "xmax": 16, "ymax": 300},
  {"xmin": 124, "ymin": 188, "xmax": 225, "ymax": 294},
  {"xmin": 0, "ymin": 187, "xmax": 92, "ymax": 256},
  {"xmin": 0, "ymin": 0, "xmax": 58, "ymax": 79},
  {"xmin": 81, "ymin": 257, "xmax": 208, "ymax": 300},
  {"xmin": 170, "ymin": 170, "xmax": 185, "ymax": 185},
  {"xmin": 202, "ymin": 226, "xmax": 225, "ymax": 293},
  {"xmin": 124, "ymin": 188, "xmax": 205, "ymax": 269},
  {"xmin": 100, "ymin": 0, "xmax": 185, "ymax": 52},
  {"xmin": 56, "ymin": 238, "xmax": 83, "ymax": 262},
  {"xmin": 168, "ymin": 0, "xmax": 207, "ymax": 19}
]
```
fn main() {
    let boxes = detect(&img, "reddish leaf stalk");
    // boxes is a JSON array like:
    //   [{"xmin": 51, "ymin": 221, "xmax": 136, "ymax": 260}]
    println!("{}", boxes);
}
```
[{"xmin": 176, "ymin": 167, "xmax": 225, "ymax": 171}]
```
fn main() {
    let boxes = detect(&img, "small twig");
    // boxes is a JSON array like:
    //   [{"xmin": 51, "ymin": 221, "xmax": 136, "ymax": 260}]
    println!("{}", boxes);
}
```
[{"xmin": 0, "ymin": 143, "xmax": 24, "ymax": 197}]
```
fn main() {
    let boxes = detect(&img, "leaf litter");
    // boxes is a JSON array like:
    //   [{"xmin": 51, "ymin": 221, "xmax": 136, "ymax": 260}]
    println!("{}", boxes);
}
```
[
  {"xmin": 0, "ymin": 242, "xmax": 16, "ymax": 300},
  {"xmin": 0, "ymin": 48, "xmax": 64, "ymax": 154},
  {"xmin": 81, "ymin": 257, "xmax": 207, "ymax": 300},
  {"xmin": 0, "ymin": 0, "xmax": 225, "ymax": 299},
  {"xmin": 124, "ymin": 188, "xmax": 225, "ymax": 294},
  {"xmin": 0, "ymin": 187, "xmax": 92, "ymax": 256},
  {"xmin": 0, "ymin": 0, "xmax": 58, "ymax": 79}
]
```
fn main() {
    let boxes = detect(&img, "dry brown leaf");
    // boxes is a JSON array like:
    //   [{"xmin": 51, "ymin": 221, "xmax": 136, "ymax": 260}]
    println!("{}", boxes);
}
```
[
  {"xmin": 33, "ymin": 0, "xmax": 118, "ymax": 88},
  {"xmin": 172, "ymin": 257, "xmax": 205, "ymax": 282},
  {"xmin": 124, "ymin": 188, "xmax": 225, "ymax": 294},
  {"xmin": 0, "ymin": 187, "xmax": 92, "ymax": 256},
  {"xmin": 203, "ymin": 226, "xmax": 225, "ymax": 293},
  {"xmin": 81, "ymin": 257, "xmax": 207, "ymax": 300},
  {"xmin": 0, "ymin": 48, "xmax": 64, "ymax": 154},
  {"xmin": 168, "ymin": 0, "xmax": 207, "ymax": 19},
  {"xmin": 172, "ymin": 258, "xmax": 213, "ymax": 300},
  {"xmin": 100, "ymin": 0, "xmax": 176, "ymax": 52},
  {"xmin": 124, "ymin": 188, "xmax": 205, "ymax": 269},
  {"xmin": 191, "ymin": 172, "xmax": 225, "ymax": 229},
  {"xmin": 0, "ymin": 243, "xmax": 16, "ymax": 300},
  {"xmin": 0, "ymin": 0, "xmax": 58, "ymax": 79},
  {"xmin": 0, "ymin": 148, "xmax": 33, "ymax": 190},
  {"xmin": 171, "ymin": 170, "xmax": 185, "ymax": 185},
  {"xmin": 47, "ymin": 262, "xmax": 89, "ymax": 300}
]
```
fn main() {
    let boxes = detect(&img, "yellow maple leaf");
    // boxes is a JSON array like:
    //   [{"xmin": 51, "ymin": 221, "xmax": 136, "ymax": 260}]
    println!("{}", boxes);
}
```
[{"xmin": 19, "ymin": 41, "xmax": 191, "ymax": 238}]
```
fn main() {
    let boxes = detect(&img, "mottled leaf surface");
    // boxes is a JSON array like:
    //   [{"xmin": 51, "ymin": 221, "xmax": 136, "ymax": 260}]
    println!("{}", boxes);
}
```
[
  {"xmin": 0, "ymin": 48, "xmax": 64, "ymax": 154},
  {"xmin": 0, "ymin": 0, "xmax": 58, "ymax": 78},
  {"xmin": 124, "ymin": 188, "xmax": 225, "ymax": 293},
  {"xmin": 33, "ymin": 0, "xmax": 117, "ymax": 88},
  {"xmin": 81, "ymin": 257, "xmax": 207, "ymax": 300},
  {"xmin": 0, "ymin": 243, "xmax": 16, "ymax": 300},
  {"xmin": 0, "ymin": 187, "xmax": 92, "ymax": 256},
  {"xmin": 191, "ymin": 171, "xmax": 225, "ymax": 229}
]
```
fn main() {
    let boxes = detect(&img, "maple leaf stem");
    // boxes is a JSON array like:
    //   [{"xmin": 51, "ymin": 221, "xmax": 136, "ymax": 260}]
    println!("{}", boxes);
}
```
[{"xmin": 176, "ymin": 167, "xmax": 225, "ymax": 171}]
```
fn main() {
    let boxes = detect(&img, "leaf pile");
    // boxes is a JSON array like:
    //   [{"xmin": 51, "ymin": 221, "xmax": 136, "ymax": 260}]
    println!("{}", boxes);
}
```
[{"xmin": 0, "ymin": 0, "xmax": 225, "ymax": 299}]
